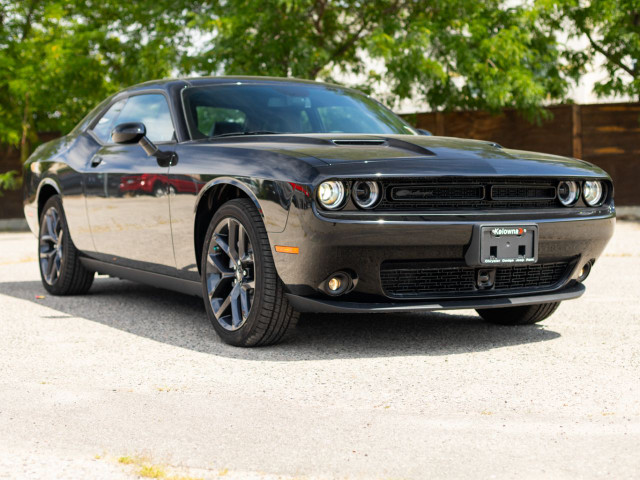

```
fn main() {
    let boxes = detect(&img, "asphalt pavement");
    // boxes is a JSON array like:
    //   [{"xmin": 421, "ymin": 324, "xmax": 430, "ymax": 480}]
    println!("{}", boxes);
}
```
[{"xmin": 1, "ymin": 221, "xmax": 639, "ymax": 479}]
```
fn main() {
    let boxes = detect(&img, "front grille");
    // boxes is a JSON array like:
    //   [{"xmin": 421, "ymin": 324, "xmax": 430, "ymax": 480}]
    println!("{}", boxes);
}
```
[
  {"xmin": 494, "ymin": 263, "xmax": 568, "ymax": 289},
  {"xmin": 391, "ymin": 185, "xmax": 485, "ymax": 202},
  {"xmin": 380, "ymin": 261, "xmax": 570, "ymax": 298},
  {"xmin": 375, "ymin": 178, "xmax": 561, "ymax": 210},
  {"xmin": 490, "ymin": 185, "xmax": 557, "ymax": 200}
]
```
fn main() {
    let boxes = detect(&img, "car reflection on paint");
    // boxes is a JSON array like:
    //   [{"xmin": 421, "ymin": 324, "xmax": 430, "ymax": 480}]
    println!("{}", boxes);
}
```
[{"xmin": 119, "ymin": 174, "xmax": 202, "ymax": 197}]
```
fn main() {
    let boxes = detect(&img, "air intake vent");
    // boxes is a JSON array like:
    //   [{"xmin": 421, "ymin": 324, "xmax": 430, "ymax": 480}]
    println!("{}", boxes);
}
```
[
  {"xmin": 380, "ymin": 261, "xmax": 571, "ymax": 299},
  {"xmin": 332, "ymin": 139, "xmax": 387, "ymax": 146}
]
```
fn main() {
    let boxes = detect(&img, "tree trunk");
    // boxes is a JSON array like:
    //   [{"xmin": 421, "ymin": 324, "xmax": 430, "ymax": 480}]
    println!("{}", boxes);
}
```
[{"xmin": 20, "ymin": 93, "xmax": 30, "ymax": 164}]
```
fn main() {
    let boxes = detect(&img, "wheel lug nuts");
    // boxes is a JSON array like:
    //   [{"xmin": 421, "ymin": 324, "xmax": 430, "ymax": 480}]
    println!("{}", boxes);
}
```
[{"xmin": 242, "ymin": 270, "xmax": 247, "ymax": 276}]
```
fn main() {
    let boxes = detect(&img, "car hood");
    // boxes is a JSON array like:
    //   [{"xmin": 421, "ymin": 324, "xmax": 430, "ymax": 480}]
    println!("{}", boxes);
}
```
[{"xmin": 197, "ymin": 134, "xmax": 610, "ymax": 179}]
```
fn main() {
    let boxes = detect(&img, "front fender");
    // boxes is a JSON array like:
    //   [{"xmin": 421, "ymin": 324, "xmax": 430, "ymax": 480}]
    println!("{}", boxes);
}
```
[{"xmin": 195, "ymin": 176, "xmax": 293, "ymax": 234}]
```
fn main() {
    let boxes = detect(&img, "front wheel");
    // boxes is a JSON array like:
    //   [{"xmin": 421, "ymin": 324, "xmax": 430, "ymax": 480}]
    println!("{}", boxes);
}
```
[
  {"xmin": 476, "ymin": 302, "xmax": 561, "ymax": 325},
  {"xmin": 201, "ymin": 198, "xmax": 298, "ymax": 347}
]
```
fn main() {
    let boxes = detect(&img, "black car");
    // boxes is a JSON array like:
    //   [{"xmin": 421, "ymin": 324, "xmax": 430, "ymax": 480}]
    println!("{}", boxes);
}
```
[{"xmin": 23, "ymin": 76, "xmax": 615, "ymax": 346}]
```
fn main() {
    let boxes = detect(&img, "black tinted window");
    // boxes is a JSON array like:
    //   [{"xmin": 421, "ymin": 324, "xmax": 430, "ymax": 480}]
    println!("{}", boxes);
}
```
[
  {"xmin": 116, "ymin": 94, "xmax": 175, "ymax": 142},
  {"xmin": 92, "ymin": 99, "xmax": 126, "ymax": 143},
  {"xmin": 182, "ymin": 84, "xmax": 416, "ymax": 139},
  {"xmin": 196, "ymin": 107, "xmax": 247, "ymax": 137}
]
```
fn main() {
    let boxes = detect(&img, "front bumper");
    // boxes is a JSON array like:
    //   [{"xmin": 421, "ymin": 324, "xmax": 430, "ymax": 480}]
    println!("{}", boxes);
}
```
[{"xmin": 267, "ymin": 200, "xmax": 615, "ymax": 310}]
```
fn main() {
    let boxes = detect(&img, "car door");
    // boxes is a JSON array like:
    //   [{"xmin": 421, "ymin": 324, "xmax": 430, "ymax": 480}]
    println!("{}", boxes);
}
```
[{"xmin": 84, "ymin": 93, "xmax": 177, "ymax": 274}]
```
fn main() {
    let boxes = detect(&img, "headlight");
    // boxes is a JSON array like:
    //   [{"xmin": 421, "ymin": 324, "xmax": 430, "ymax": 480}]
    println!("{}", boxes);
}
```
[
  {"xmin": 352, "ymin": 181, "xmax": 381, "ymax": 209},
  {"xmin": 317, "ymin": 181, "xmax": 346, "ymax": 209},
  {"xmin": 557, "ymin": 180, "xmax": 580, "ymax": 206},
  {"xmin": 583, "ymin": 180, "xmax": 604, "ymax": 206}
]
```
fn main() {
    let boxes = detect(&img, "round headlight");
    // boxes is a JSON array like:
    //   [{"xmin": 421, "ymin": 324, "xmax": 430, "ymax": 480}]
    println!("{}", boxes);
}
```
[
  {"xmin": 317, "ymin": 181, "xmax": 346, "ymax": 210},
  {"xmin": 583, "ymin": 180, "xmax": 604, "ymax": 206},
  {"xmin": 557, "ymin": 181, "xmax": 580, "ymax": 206},
  {"xmin": 352, "ymin": 181, "xmax": 381, "ymax": 209}
]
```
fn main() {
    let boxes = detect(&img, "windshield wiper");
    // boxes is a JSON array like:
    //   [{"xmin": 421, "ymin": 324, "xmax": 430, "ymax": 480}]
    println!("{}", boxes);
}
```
[{"xmin": 212, "ymin": 131, "xmax": 281, "ymax": 138}]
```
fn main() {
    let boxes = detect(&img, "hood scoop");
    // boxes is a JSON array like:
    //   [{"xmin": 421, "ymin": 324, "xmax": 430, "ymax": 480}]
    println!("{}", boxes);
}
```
[
  {"xmin": 331, "ymin": 137, "xmax": 435, "ymax": 157},
  {"xmin": 331, "ymin": 139, "xmax": 387, "ymax": 146}
]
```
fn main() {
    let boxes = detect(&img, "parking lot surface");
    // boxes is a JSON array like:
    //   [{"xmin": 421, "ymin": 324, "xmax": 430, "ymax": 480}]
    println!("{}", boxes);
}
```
[{"xmin": 1, "ymin": 221, "xmax": 639, "ymax": 479}]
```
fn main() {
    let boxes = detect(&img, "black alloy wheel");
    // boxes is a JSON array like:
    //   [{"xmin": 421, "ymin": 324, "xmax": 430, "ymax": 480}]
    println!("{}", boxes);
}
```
[
  {"xmin": 201, "ymin": 198, "xmax": 298, "ymax": 347},
  {"xmin": 39, "ymin": 205, "xmax": 63, "ymax": 286},
  {"xmin": 205, "ymin": 217, "xmax": 256, "ymax": 331},
  {"xmin": 38, "ymin": 195, "xmax": 94, "ymax": 295}
]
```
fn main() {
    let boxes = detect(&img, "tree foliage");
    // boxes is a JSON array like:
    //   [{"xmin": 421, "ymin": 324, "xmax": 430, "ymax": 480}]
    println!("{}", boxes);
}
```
[
  {"xmin": 0, "ymin": 170, "xmax": 20, "ymax": 196},
  {"xmin": 0, "ymin": 0, "xmax": 194, "ymax": 164},
  {"xmin": 544, "ymin": 0, "xmax": 640, "ymax": 101},
  {"xmin": 187, "ymin": 0, "xmax": 571, "ymax": 118},
  {"xmin": 1, "ymin": 0, "xmax": 639, "ymax": 197}
]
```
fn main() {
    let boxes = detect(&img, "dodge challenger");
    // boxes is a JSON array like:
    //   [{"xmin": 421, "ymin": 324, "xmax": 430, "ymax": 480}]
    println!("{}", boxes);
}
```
[{"xmin": 23, "ymin": 77, "xmax": 615, "ymax": 346}]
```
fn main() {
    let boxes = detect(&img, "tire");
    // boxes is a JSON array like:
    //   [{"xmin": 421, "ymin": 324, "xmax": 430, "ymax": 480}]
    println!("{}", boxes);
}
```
[
  {"xmin": 153, "ymin": 184, "xmax": 165, "ymax": 197},
  {"xmin": 38, "ymin": 195, "xmax": 94, "ymax": 295},
  {"xmin": 476, "ymin": 302, "xmax": 561, "ymax": 325},
  {"xmin": 201, "ymin": 198, "xmax": 299, "ymax": 347}
]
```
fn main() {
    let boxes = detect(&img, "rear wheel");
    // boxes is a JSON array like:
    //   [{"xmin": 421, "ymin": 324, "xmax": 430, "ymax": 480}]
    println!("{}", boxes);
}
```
[
  {"xmin": 38, "ymin": 195, "xmax": 94, "ymax": 295},
  {"xmin": 476, "ymin": 302, "xmax": 561, "ymax": 325},
  {"xmin": 201, "ymin": 198, "xmax": 298, "ymax": 346}
]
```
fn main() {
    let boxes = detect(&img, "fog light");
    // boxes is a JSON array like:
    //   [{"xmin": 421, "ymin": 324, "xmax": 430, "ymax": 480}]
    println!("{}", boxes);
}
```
[
  {"xmin": 328, "ymin": 277, "xmax": 342, "ymax": 291},
  {"xmin": 577, "ymin": 261, "xmax": 593, "ymax": 283},
  {"xmin": 322, "ymin": 271, "xmax": 356, "ymax": 296}
]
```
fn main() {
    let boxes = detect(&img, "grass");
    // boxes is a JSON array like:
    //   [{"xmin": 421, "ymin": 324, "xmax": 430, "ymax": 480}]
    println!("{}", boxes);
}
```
[
  {"xmin": 138, "ymin": 464, "xmax": 167, "ymax": 478},
  {"xmin": 116, "ymin": 454, "xmax": 204, "ymax": 480}
]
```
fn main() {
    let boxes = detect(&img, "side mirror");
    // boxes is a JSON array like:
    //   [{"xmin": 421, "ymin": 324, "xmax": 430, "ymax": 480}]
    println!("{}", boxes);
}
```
[
  {"xmin": 111, "ymin": 121, "xmax": 176, "ymax": 167},
  {"xmin": 112, "ymin": 122, "xmax": 146, "ymax": 144},
  {"xmin": 417, "ymin": 128, "xmax": 432, "ymax": 136}
]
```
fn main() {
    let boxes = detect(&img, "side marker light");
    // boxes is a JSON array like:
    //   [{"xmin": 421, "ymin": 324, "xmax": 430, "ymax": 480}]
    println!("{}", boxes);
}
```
[{"xmin": 275, "ymin": 245, "xmax": 299, "ymax": 254}]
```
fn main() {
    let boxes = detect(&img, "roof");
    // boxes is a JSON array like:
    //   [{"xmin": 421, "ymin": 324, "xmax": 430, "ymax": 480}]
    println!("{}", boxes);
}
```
[{"xmin": 122, "ymin": 75, "xmax": 354, "ymax": 94}]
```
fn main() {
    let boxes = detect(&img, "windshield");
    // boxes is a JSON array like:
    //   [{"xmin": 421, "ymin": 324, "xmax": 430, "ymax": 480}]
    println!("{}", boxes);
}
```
[{"xmin": 181, "ymin": 83, "xmax": 417, "ymax": 139}]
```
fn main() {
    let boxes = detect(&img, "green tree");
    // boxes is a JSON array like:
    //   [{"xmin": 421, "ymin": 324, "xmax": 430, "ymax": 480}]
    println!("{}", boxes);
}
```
[
  {"xmin": 0, "ymin": 170, "xmax": 20, "ymax": 196},
  {"xmin": 186, "ymin": 0, "xmax": 572, "ymax": 118},
  {"xmin": 0, "ymin": 0, "xmax": 195, "ymax": 167},
  {"xmin": 544, "ymin": 0, "xmax": 640, "ymax": 100}
]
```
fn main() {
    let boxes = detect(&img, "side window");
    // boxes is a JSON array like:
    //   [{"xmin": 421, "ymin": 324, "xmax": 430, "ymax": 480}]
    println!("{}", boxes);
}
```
[
  {"xmin": 115, "ymin": 94, "xmax": 175, "ymax": 142},
  {"xmin": 92, "ymin": 99, "xmax": 126, "ymax": 143}
]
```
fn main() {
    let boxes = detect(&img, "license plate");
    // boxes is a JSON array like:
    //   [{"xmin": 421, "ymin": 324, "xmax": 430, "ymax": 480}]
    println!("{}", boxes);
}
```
[{"xmin": 479, "ymin": 225, "xmax": 538, "ymax": 264}]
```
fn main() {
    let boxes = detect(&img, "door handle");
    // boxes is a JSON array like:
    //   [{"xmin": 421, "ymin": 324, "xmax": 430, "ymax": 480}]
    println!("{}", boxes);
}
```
[{"xmin": 91, "ymin": 156, "xmax": 103, "ymax": 167}]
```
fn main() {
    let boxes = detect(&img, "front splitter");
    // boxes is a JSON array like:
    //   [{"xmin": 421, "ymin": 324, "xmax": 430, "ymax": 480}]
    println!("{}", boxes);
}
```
[{"xmin": 285, "ymin": 282, "xmax": 585, "ymax": 314}]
